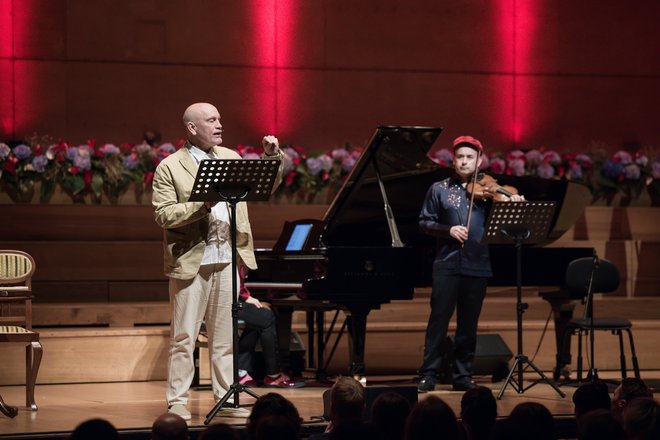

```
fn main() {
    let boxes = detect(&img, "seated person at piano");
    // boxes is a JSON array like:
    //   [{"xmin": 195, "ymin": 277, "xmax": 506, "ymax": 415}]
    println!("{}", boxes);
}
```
[
  {"xmin": 417, "ymin": 135, "xmax": 524, "ymax": 393},
  {"xmin": 237, "ymin": 266, "xmax": 305, "ymax": 388}
]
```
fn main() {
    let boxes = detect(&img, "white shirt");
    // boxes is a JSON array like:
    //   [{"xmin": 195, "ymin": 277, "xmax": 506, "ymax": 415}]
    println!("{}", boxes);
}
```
[{"xmin": 188, "ymin": 146, "xmax": 232, "ymax": 265}]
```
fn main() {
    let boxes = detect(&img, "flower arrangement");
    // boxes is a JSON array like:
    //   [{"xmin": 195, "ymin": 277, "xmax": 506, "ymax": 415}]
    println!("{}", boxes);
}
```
[
  {"xmin": 430, "ymin": 144, "xmax": 659, "ymax": 206},
  {"xmin": 1, "ymin": 136, "xmax": 659, "ymax": 205},
  {"xmin": 237, "ymin": 142, "xmax": 362, "ymax": 203},
  {"xmin": 0, "ymin": 135, "xmax": 181, "ymax": 203}
]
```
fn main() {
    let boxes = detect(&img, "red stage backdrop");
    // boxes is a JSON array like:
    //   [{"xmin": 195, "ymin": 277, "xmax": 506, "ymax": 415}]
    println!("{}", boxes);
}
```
[{"xmin": 0, "ymin": 0, "xmax": 659, "ymax": 153}]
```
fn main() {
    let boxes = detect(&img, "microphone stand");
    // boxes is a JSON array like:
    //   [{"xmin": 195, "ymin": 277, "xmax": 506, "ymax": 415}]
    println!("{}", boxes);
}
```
[{"xmin": 583, "ymin": 250, "xmax": 600, "ymax": 382}]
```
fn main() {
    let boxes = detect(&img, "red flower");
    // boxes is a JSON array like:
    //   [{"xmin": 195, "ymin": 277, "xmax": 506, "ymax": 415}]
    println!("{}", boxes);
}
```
[
  {"xmin": 322, "ymin": 170, "xmax": 330, "ymax": 181},
  {"xmin": 144, "ymin": 171, "xmax": 154, "ymax": 185},
  {"xmin": 2, "ymin": 161, "xmax": 16, "ymax": 174},
  {"xmin": 285, "ymin": 171, "xmax": 297, "ymax": 186},
  {"xmin": 68, "ymin": 166, "xmax": 79, "ymax": 175},
  {"xmin": 84, "ymin": 170, "xmax": 93, "ymax": 185}
]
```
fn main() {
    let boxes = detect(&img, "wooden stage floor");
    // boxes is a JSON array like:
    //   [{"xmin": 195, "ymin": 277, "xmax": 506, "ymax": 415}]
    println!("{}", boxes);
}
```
[{"xmin": 1, "ymin": 373, "xmax": 656, "ymax": 438}]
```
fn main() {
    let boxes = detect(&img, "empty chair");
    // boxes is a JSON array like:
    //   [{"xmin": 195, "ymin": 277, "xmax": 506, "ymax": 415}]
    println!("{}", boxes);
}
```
[
  {"xmin": 559, "ymin": 256, "xmax": 640, "ymax": 384},
  {"xmin": 0, "ymin": 250, "xmax": 43, "ymax": 411}
]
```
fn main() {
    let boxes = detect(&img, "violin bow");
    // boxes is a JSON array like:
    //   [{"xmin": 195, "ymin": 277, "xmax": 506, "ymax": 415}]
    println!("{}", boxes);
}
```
[{"xmin": 464, "ymin": 148, "xmax": 482, "ymax": 234}]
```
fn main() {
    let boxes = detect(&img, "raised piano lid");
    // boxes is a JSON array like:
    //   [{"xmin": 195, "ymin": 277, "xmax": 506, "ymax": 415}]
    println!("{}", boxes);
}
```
[
  {"xmin": 321, "ymin": 125, "xmax": 444, "ymax": 247},
  {"xmin": 320, "ymin": 125, "xmax": 592, "ymax": 248}
]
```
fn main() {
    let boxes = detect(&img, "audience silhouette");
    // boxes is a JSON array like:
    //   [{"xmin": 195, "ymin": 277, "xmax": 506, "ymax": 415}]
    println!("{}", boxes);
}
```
[
  {"xmin": 404, "ymin": 395, "xmax": 459, "ymax": 440},
  {"xmin": 246, "ymin": 392, "xmax": 301, "ymax": 440},
  {"xmin": 460, "ymin": 386, "xmax": 497, "ymax": 440},
  {"xmin": 622, "ymin": 396, "xmax": 659, "ymax": 440},
  {"xmin": 576, "ymin": 408, "xmax": 624, "ymax": 440},
  {"xmin": 572, "ymin": 379, "xmax": 612, "ymax": 419},
  {"xmin": 69, "ymin": 418, "xmax": 119, "ymax": 440},
  {"xmin": 370, "ymin": 391, "xmax": 412, "ymax": 440},
  {"xmin": 152, "ymin": 412, "xmax": 190, "ymax": 440}
]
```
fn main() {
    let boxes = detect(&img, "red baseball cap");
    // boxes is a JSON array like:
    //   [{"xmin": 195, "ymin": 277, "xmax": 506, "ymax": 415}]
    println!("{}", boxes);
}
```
[{"xmin": 452, "ymin": 135, "xmax": 484, "ymax": 153}]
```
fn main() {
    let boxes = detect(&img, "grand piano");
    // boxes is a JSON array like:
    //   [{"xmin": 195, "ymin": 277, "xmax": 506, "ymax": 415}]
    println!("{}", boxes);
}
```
[{"xmin": 248, "ymin": 125, "xmax": 593, "ymax": 377}]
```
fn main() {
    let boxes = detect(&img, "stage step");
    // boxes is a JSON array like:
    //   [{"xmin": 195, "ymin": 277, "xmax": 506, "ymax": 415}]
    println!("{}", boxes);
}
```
[
  {"xmin": 2, "ymin": 296, "xmax": 659, "ymax": 385},
  {"xmin": 31, "ymin": 294, "xmax": 660, "ymax": 327}
]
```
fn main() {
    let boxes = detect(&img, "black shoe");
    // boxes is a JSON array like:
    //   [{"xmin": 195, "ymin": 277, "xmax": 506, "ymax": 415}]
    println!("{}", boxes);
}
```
[
  {"xmin": 417, "ymin": 376, "xmax": 437, "ymax": 393},
  {"xmin": 452, "ymin": 380, "xmax": 477, "ymax": 391}
]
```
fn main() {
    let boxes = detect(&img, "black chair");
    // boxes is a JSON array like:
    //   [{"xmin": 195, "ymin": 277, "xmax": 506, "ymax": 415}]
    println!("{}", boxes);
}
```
[{"xmin": 559, "ymin": 256, "xmax": 640, "ymax": 385}]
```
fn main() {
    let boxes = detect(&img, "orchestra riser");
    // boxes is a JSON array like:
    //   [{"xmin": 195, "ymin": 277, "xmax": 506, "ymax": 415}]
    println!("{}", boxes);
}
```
[{"xmin": 1, "ymin": 297, "xmax": 659, "ymax": 385}]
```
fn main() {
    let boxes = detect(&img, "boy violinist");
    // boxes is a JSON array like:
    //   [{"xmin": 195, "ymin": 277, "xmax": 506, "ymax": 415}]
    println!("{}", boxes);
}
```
[{"xmin": 417, "ymin": 136, "xmax": 524, "ymax": 392}]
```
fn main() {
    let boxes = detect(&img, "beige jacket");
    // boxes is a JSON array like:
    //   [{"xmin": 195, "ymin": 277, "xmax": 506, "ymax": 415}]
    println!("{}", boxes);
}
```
[{"xmin": 152, "ymin": 141, "xmax": 282, "ymax": 279}]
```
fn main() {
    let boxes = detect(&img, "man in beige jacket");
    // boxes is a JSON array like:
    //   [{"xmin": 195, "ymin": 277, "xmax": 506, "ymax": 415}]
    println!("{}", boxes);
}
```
[{"xmin": 152, "ymin": 102, "xmax": 283, "ymax": 420}]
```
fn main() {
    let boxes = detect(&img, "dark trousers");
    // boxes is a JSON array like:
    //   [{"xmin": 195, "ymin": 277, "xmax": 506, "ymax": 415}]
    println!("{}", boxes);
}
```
[
  {"xmin": 238, "ymin": 302, "xmax": 280, "ymax": 376},
  {"xmin": 420, "ymin": 271, "xmax": 488, "ymax": 383}
]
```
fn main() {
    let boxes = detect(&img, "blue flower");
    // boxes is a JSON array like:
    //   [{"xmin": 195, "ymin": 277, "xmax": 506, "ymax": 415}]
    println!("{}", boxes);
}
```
[
  {"xmin": 537, "ymin": 163, "xmax": 555, "ymax": 179},
  {"xmin": 602, "ymin": 160, "xmax": 624, "ymax": 179},
  {"xmin": 122, "ymin": 156, "xmax": 139, "ymax": 171},
  {"xmin": 12, "ymin": 144, "xmax": 32, "ymax": 160},
  {"xmin": 100, "ymin": 144, "xmax": 121, "ymax": 155},
  {"xmin": 0, "ymin": 143, "xmax": 10, "ymax": 159},
  {"xmin": 306, "ymin": 157, "xmax": 322, "ymax": 176},
  {"xmin": 32, "ymin": 155, "xmax": 49, "ymax": 173},
  {"xmin": 624, "ymin": 164, "xmax": 640, "ymax": 180}
]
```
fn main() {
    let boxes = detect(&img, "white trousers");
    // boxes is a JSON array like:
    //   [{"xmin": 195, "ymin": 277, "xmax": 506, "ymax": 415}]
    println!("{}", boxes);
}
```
[{"xmin": 166, "ymin": 263, "xmax": 236, "ymax": 406}]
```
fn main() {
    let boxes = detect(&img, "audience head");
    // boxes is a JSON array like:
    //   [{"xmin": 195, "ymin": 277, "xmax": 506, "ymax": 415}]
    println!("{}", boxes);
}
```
[
  {"xmin": 405, "ymin": 395, "xmax": 458, "ymax": 440},
  {"xmin": 502, "ymin": 401, "xmax": 555, "ymax": 440},
  {"xmin": 247, "ymin": 393, "xmax": 301, "ymax": 440},
  {"xmin": 152, "ymin": 413, "xmax": 189, "ymax": 440},
  {"xmin": 255, "ymin": 415, "xmax": 300, "ymax": 440},
  {"xmin": 198, "ymin": 423, "xmax": 238, "ymax": 440},
  {"xmin": 370, "ymin": 391, "xmax": 412, "ymax": 440},
  {"xmin": 577, "ymin": 408, "xmax": 624, "ymax": 440},
  {"xmin": 623, "ymin": 397, "xmax": 659, "ymax": 440},
  {"xmin": 572, "ymin": 379, "xmax": 612, "ymax": 418},
  {"xmin": 70, "ymin": 418, "xmax": 119, "ymax": 440},
  {"xmin": 460, "ymin": 386, "xmax": 497, "ymax": 440},
  {"xmin": 329, "ymin": 376, "xmax": 366, "ymax": 425},
  {"xmin": 612, "ymin": 378, "xmax": 653, "ymax": 421}
]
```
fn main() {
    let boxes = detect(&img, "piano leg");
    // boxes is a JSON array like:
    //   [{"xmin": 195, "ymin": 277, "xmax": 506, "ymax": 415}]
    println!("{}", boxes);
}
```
[{"xmin": 345, "ymin": 308, "xmax": 371, "ymax": 376}]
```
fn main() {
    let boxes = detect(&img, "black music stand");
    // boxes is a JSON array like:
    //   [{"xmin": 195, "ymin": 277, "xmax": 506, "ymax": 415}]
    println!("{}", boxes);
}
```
[
  {"xmin": 482, "ymin": 201, "xmax": 566, "ymax": 400},
  {"xmin": 188, "ymin": 158, "xmax": 280, "ymax": 424}
]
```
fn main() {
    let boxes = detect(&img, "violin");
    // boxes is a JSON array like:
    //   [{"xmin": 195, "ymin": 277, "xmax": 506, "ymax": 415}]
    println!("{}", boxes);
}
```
[{"xmin": 467, "ymin": 173, "xmax": 519, "ymax": 202}]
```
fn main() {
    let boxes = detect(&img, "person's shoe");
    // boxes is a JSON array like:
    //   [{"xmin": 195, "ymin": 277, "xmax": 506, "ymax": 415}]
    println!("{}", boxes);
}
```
[
  {"xmin": 168, "ymin": 404, "xmax": 191, "ymax": 420},
  {"xmin": 417, "ymin": 375, "xmax": 437, "ymax": 393},
  {"xmin": 239, "ymin": 372, "xmax": 257, "ymax": 387},
  {"xmin": 452, "ymin": 380, "xmax": 477, "ymax": 391},
  {"xmin": 263, "ymin": 373, "xmax": 305, "ymax": 388},
  {"xmin": 220, "ymin": 406, "xmax": 251, "ymax": 418}
]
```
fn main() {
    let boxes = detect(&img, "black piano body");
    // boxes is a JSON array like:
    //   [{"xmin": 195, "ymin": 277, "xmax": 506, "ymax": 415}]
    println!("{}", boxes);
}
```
[{"xmin": 249, "ymin": 125, "xmax": 593, "ymax": 376}]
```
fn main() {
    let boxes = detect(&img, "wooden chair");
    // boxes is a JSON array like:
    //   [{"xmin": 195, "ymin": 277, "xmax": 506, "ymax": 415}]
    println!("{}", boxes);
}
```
[{"xmin": 0, "ymin": 250, "xmax": 42, "ymax": 412}]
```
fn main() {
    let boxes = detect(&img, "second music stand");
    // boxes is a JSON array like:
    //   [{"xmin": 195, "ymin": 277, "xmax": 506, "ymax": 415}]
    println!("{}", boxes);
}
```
[
  {"xmin": 482, "ymin": 201, "xmax": 566, "ymax": 400},
  {"xmin": 188, "ymin": 158, "xmax": 281, "ymax": 424}
]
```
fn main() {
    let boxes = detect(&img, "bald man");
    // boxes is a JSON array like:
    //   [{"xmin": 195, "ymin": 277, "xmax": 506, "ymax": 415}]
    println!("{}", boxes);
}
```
[
  {"xmin": 152, "ymin": 413, "xmax": 189, "ymax": 440},
  {"xmin": 152, "ymin": 103, "xmax": 283, "ymax": 419}
]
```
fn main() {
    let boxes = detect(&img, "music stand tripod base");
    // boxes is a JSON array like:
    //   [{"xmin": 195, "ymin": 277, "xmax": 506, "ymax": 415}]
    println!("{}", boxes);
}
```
[
  {"xmin": 482, "ymin": 201, "xmax": 566, "ymax": 400},
  {"xmin": 189, "ymin": 159, "xmax": 281, "ymax": 424}
]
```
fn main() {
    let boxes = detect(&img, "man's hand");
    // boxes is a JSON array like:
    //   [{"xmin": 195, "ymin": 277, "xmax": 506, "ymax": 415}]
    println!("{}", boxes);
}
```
[
  {"xmin": 204, "ymin": 201, "xmax": 218, "ymax": 212},
  {"xmin": 450, "ymin": 225, "xmax": 468, "ymax": 243},
  {"xmin": 244, "ymin": 296, "xmax": 263, "ymax": 308},
  {"xmin": 509, "ymin": 194, "xmax": 525, "ymax": 202},
  {"xmin": 262, "ymin": 135, "xmax": 280, "ymax": 156}
]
